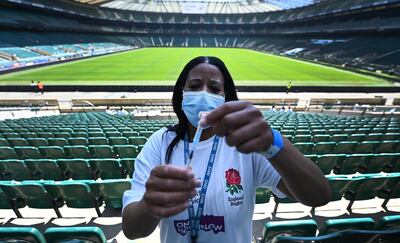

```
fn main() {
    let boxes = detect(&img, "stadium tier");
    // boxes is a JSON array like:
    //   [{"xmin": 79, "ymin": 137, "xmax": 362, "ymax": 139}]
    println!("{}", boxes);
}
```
[{"xmin": 0, "ymin": 0, "xmax": 399, "ymax": 76}]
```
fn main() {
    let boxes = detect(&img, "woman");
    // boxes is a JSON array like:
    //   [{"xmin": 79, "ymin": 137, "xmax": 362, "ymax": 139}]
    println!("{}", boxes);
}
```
[{"xmin": 122, "ymin": 56, "xmax": 330, "ymax": 243}]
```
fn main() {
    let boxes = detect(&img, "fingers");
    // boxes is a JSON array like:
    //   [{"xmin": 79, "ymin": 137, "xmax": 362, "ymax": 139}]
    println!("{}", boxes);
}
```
[
  {"xmin": 201, "ymin": 101, "xmax": 251, "ymax": 128},
  {"xmin": 151, "ymin": 165, "xmax": 194, "ymax": 180},
  {"xmin": 146, "ymin": 176, "xmax": 201, "ymax": 191},
  {"xmin": 225, "ymin": 119, "xmax": 268, "ymax": 148}
]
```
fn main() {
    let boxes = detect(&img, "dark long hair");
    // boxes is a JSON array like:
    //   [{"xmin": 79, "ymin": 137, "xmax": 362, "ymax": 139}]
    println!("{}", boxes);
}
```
[{"xmin": 165, "ymin": 56, "xmax": 238, "ymax": 163}]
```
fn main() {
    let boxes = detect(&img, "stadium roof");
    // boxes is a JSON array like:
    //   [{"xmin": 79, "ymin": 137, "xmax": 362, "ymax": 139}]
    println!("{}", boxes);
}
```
[{"xmin": 72, "ymin": 0, "xmax": 318, "ymax": 13}]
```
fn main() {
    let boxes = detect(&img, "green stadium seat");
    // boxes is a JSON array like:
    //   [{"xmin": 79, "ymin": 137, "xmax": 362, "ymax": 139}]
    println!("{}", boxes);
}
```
[
  {"xmin": 53, "ymin": 133, "xmax": 71, "ymax": 139},
  {"xmin": 123, "ymin": 131, "xmax": 140, "ymax": 137},
  {"xmin": 355, "ymin": 141, "xmax": 380, "ymax": 153},
  {"xmin": 7, "ymin": 138, "xmax": 29, "ymax": 146},
  {"xmin": 139, "ymin": 129, "xmax": 154, "ymax": 138},
  {"xmin": 349, "ymin": 134, "xmax": 366, "ymax": 142},
  {"xmin": 108, "ymin": 137, "xmax": 129, "ymax": 146},
  {"xmin": 39, "ymin": 146, "xmax": 66, "ymax": 159},
  {"xmin": 327, "ymin": 129, "xmax": 342, "ymax": 135},
  {"xmin": 44, "ymin": 226, "xmax": 106, "ymax": 243},
  {"xmin": 366, "ymin": 153, "xmax": 399, "ymax": 173},
  {"xmin": 89, "ymin": 179, "xmax": 131, "ymax": 208},
  {"xmin": 0, "ymin": 138, "xmax": 9, "ymax": 146},
  {"xmin": 3, "ymin": 133, "xmax": 21, "ymax": 138},
  {"xmin": 89, "ymin": 137, "xmax": 109, "ymax": 145},
  {"xmin": 37, "ymin": 132, "xmax": 55, "ymax": 139},
  {"xmin": 120, "ymin": 158, "xmax": 135, "ymax": 177},
  {"xmin": 345, "ymin": 173, "xmax": 398, "ymax": 211},
  {"xmin": 27, "ymin": 138, "xmax": 49, "ymax": 147},
  {"xmin": 89, "ymin": 159, "xmax": 124, "ymax": 179},
  {"xmin": 88, "ymin": 132, "xmax": 105, "ymax": 138},
  {"xmin": 293, "ymin": 134, "xmax": 312, "ymax": 143},
  {"xmin": 314, "ymin": 142, "xmax": 336, "ymax": 155},
  {"xmin": 262, "ymin": 219, "xmax": 317, "ymax": 242},
  {"xmin": 382, "ymin": 133, "xmax": 400, "ymax": 140},
  {"xmin": 48, "ymin": 138, "xmax": 69, "ymax": 147},
  {"xmin": 71, "ymin": 132, "xmax": 88, "ymax": 138},
  {"xmin": 129, "ymin": 136, "xmax": 148, "ymax": 146},
  {"xmin": 317, "ymin": 154, "xmax": 346, "ymax": 174},
  {"xmin": 57, "ymin": 159, "xmax": 93, "ymax": 180},
  {"xmin": 25, "ymin": 159, "xmax": 63, "ymax": 180},
  {"xmin": 293, "ymin": 142, "xmax": 314, "ymax": 154},
  {"xmin": 20, "ymin": 132, "xmax": 38, "ymax": 139},
  {"xmin": 326, "ymin": 175, "xmax": 354, "ymax": 202},
  {"xmin": 0, "ymin": 159, "xmax": 32, "ymax": 181},
  {"xmin": 68, "ymin": 137, "xmax": 89, "ymax": 146},
  {"xmin": 89, "ymin": 145, "xmax": 114, "ymax": 158},
  {"xmin": 64, "ymin": 145, "xmax": 91, "ymax": 159},
  {"xmin": 44, "ymin": 181, "xmax": 101, "ymax": 216},
  {"xmin": 105, "ymin": 132, "xmax": 122, "ymax": 138},
  {"xmin": 0, "ymin": 146, "xmax": 18, "ymax": 159},
  {"xmin": 375, "ymin": 140, "xmax": 400, "ymax": 153},
  {"xmin": 364, "ymin": 133, "xmax": 383, "ymax": 141},
  {"xmin": 311, "ymin": 134, "xmax": 330, "ymax": 143},
  {"xmin": 320, "ymin": 217, "xmax": 375, "ymax": 235},
  {"xmin": 256, "ymin": 188, "xmax": 271, "ymax": 204},
  {"xmin": 375, "ymin": 215, "xmax": 400, "ymax": 230},
  {"xmin": 335, "ymin": 141, "xmax": 358, "ymax": 154},
  {"xmin": 331, "ymin": 134, "xmax": 349, "ymax": 142},
  {"xmin": 14, "ymin": 146, "xmax": 43, "ymax": 159},
  {"xmin": 337, "ymin": 154, "xmax": 374, "ymax": 174},
  {"xmin": 0, "ymin": 227, "xmax": 46, "ymax": 243},
  {"xmin": 113, "ymin": 145, "xmax": 138, "ymax": 158},
  {"xmin": 0, "ymin": 182, "xmax": 62, "ymax": 218},
  {"xmin": 379, "ymin": 179, "xmax": 400, "ymax": 209}
]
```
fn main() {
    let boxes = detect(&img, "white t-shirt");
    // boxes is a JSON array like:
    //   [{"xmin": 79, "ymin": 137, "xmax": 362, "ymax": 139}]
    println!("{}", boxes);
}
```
[{"xmin": 123, "ymin": 128, "xmax": 286, "ymax": 243}]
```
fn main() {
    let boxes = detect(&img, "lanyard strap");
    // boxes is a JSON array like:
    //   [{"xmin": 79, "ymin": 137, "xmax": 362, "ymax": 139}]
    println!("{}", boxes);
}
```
[{"xmin": 184, "ymin": 134, "xmax": 220, "ymax": 242}]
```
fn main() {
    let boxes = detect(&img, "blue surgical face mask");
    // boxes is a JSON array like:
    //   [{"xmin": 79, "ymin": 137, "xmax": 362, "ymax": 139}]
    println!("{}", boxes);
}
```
[{"xmin": 182, "ymin": 90, "xmax": 225, "ymax": 127}]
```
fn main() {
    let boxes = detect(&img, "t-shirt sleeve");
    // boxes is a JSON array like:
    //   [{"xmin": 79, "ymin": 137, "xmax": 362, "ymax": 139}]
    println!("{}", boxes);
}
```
[
  {"xmin": 122, "ymin": 128, "xmax": 166, "ymax": 211},
  {"xmin": 252, "ymin": 153, "xmax": 286, "ymax": 198}
]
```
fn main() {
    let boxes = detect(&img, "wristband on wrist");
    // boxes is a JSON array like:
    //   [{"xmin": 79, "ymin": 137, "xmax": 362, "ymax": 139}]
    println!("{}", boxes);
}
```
[{"xmin": 262, "ymin": 128, "xmax": 284, "ymax": 159}]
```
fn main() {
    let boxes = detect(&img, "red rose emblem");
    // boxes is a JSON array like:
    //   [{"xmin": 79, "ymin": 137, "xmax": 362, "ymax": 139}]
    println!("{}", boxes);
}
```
[{"xmin": 225, "ymin": 168, "xmax": 241, "ymax": 185}]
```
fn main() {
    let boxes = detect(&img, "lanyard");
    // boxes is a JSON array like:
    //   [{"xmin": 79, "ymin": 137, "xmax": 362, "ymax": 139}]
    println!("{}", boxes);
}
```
[{"xmin": 184, "ymin": 134, "xmax": 220, "ymax": 243}]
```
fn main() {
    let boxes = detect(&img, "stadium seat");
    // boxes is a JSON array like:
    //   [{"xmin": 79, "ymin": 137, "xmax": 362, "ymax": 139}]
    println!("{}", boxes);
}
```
[
  {"xmin": 365, "ymin": 153, "xmax": 399, "ymax": 173},
  {"xmin": 57, "ymin": 159, "xmax": 93, "ymax": 180},
  {"xmin": 43, "ymin": 181, "xmax": 101, "ymax": 217},
  {"xmin": 325, "ymin": 175, "xmax": 354, "ymax": 202},
  {"xmin": 337, "ymin": 154, "xmax": 374, "ymax": 174},
  {"xmin": 345, "ymin": 173, "xmax": 399, "ymax": 211},
  {"xmin": 0, "ymin": 159, "xmax": 32, "ymax": 180},
  {"xmin": 375, "ymin": 215, "xmax": 400, "ymax": 230},
  {"xmin": 53, "ymin": 133, "xmax": 71, "ymax": 139},
  {"xmin": 355, "ymin": 141, "xmax": 380, "ymax": 153},
  {"xmin": 120, "ymin": 158, "xmax": 135, "ymax": 177},
  {"xmin": 256, "ymin": 188, "xmax": 271, "ymax": 204},
  {"xmin": 316, "ymin": 154, "xmax": 346, "ymax": 174},
  {"xmin": 44, "ymin": 226, "xmax": 106, "ymax": 243},
  {"xmin": 331, "ymin": 134, "xmax": 349, "ymax": 142},
  {"xmin": 48, "ymin": 138, "xmax": 69, "ymax": 147},
  {"xmin": 89, "ymin": 145, "xmax": 114, "ymax": 158},
  {"xmin": 320, "ymin": 217, "xmax": 375, "ymax": 235},
  {"xmin": 24, "ymin": 159, "xmax": 63, "ymax": 180},
  {"xmin": 113, "ymin": 144, "xmax": 138, "ymax": 158},
  {"xmin": 262, "ymin": 219, "xmax": 317, "ymax": 242},
  {"xmin": 20, "ymin": 132, "xmax": 38, "ymax": 139},
  {"xmin": 89, "ymin": 159, "xmax": 124, "ymax": 179},
  {"xmin": 375, "ymin": 140, "xmax": 400, "ymax": 153},
  {"xmin": 129, "ymin": 136, "xmax": 148, "ymax": 146},
  {"xmin": 37, "ymin": 132, "xmax": 55, "ymax": 139},
  {"xmin": 39, "ymin": 146, "xmax": 66, "ymax": 159},
  {"xmin": 108, "ymin": 137, "xmax": 129, "ymax": 145},
  {"xmin": 293, "ymin": 134, "xmax": 312, "ymax": 143},
  {"xmin": 71, "ymin": 132, "xmax": 88, "ymax": 138},
  {"xmin": 88, "ymin": 132, "xmax": 105, "ymax": 138},
  {"xmin": 7, "ymin": 138, "xmax": 29, "ymax": 146},
  {"xmin": 14, "ymin": 146, "xmax": 43, "ymax": 159},
  {"xmin": 89, "ymin": 179, "xmax": 131, "ymax": 208},
  {"xmin": 89, "ymin": 137, "xmax": 109, "ymax": 145},
  {"xmin": 105, "ymin": 131, "xmax": 122, "ymax": 138},
  {"xmin": 123, "ymin": 131, "xmax": 140, "ymax": 137},
  {"xmin": 64, "ymin": 145, "xmax": 91, "ymax": 159},
  {"xmin": 335, "ymin": 141, "xmax": 358, "ymax": 154},
  {"xmin": 313, "ymin": 142, "xmax": 336, "ymax": 155},
  {"xmin": 3, "ymin": 133, "xmax": 21, "ymax": 138},
  {"xmin": 0, "ymin": 182, "xmax": 63, "ymax": 218},
  {"xmin": 27, "ymin": 138, "xmax": 49, "ymax": 147},
  {"xmin": 0, "ymin": 138, "xmax": 9, "ymax": 146},
  {"xmin": 0, "ymin": 227, "xmax": 46, "ymax": 243},
  {"xmin": 293, "ymin": 142, "xmax": 314, "ymax": 154},
  {"xmin": 349, "ymin": 134, "xmax": 366, "ymax": 142},
  {"xmin": 311, "ymin": 134, "xmax": 330, "ymax": 143},
  {"xmin": 68, "ymin": 137, "xmax": 89, "ymax": 146}
]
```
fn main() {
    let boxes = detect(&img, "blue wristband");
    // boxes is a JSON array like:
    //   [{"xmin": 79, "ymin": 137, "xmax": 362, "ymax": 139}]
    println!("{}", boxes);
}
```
[{"xmin": 262, "ymin": 128, "xmax": 284, "ymax": 159}]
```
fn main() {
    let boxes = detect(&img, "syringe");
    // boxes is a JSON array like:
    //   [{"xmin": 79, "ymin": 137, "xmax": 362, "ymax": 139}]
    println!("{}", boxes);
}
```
[{"xmin": 186, "ymin": 112, "xmax": 207, "ymax": 168}]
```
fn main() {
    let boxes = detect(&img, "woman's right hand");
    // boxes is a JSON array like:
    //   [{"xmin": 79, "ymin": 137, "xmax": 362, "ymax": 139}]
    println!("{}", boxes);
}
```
[{"xmin": 141, "ymin": 165, "xmax": 200, "ymax": 218}]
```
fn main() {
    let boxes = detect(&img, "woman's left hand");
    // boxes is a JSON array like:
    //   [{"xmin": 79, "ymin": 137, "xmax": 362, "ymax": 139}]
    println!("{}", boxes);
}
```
[{"xmin": 200, "ymin": 101, "xmax": 273, "ymax": 154}]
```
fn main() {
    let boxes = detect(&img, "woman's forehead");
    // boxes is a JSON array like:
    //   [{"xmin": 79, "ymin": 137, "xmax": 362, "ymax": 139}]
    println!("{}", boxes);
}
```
[{"xmin": 188, "ymin": 63, "xmax": 223, "ymax": 79}]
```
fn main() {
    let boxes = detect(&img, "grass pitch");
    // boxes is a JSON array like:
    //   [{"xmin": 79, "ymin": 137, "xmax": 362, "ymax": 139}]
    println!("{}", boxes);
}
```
[{"xmin": 0, "ymin": 47, "xmax": 393, "ymax": 86}]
